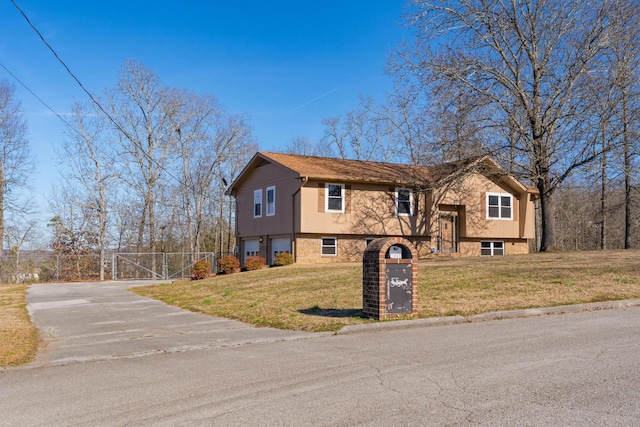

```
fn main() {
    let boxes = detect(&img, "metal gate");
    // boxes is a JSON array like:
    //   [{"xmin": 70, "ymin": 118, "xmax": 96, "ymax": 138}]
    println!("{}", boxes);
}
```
[{"xmin": 112, "ymin": 252, "xmax": 215, "ymax": 280}]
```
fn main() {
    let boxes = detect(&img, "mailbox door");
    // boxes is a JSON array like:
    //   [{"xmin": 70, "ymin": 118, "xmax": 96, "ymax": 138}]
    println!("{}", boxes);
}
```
[{"xmin": 385, "ymin": 263, "xmax": 412, "ymax": 314}]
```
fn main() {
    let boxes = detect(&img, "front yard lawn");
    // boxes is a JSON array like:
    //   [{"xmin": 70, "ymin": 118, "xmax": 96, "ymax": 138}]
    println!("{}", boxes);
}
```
[
  {"xmin": 3, "ymin": 249, "xmax": 639, "ymax": 367},
  {"xmin": 132, "ymin": 250, "xmax": 640, "ymax": 332}
]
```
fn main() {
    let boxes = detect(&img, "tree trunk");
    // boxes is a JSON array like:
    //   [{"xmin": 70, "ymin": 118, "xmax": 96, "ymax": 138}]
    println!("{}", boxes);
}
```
[
  {"xmin": 136, "ymin": 201, "xmax": 147, "ymax": 253},
  {"xmin": 536, "ymin": 152, "xmax": 556, "ymax": 251},
  {"xmin": 538, "ymin": 188, "xmax": 556, "ymax": 252},
  {"xmin": 148, "ymin": 186, "xmax": 157, "ymax": 275},
  {"xmin": 600, "ymin": 136, "xmax": 607, "ymax": 251},
  {"xmin": 0, "ymin": 177, "xmax": 4, "ymax": 259},
  {"xmin": 623, "ymin": 96, "xmax": 632, "ymax": 249}
]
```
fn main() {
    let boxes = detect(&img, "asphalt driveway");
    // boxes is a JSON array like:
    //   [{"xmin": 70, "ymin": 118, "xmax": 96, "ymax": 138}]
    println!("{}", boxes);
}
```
[{"xmin": 26, "ymin": 280, "xmax": 322, "ymax": 366}]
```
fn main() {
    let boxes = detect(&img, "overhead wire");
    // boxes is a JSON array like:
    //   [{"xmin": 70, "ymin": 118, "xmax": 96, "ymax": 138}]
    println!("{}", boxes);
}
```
[
  {"xmin": 9, "ymin": 0, "xmax": 188, "ymax": 184},
  {"xmin": 10, "ymin": 0, "xmax": 136, "ymax": 144},
  {"xmin": 0, "ymin": 60, "xmax": 75, "ymax": 132}
]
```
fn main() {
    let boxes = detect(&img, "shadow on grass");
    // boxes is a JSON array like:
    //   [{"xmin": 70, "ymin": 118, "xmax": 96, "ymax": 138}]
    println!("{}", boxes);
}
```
[{"xmin": 299, "ymin": 307, "xmax": 366, "ymax": 318}]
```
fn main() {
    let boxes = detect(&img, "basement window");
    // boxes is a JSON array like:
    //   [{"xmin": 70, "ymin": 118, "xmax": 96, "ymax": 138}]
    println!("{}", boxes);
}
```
[
  {"xmin": 321, "ymin": 237, "xmax": 337, "ymax": 256},
  {"xmin": 481, "ymin": 241, "xmax": 504, "ymax": 256}
]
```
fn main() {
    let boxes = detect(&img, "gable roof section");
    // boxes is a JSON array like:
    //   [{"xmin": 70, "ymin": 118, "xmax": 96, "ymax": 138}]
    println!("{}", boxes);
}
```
[{"xmin": 227, "ymin": 152, "xmax": 536, "ymax": 195}]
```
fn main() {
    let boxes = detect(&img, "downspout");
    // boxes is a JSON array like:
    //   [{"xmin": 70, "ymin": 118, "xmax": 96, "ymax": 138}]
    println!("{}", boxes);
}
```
[
  {"xmin": 292, "ymin": 177, "xmax": 309, "ymax": 262},
  {"xmin": 229, "ymin": 189, "xmax": 238, "ymax": 260}
]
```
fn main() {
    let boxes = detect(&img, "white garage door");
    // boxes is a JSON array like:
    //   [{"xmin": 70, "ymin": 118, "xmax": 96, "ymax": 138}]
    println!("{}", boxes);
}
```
[
  {"xmin": 244, "ymin": 240, "xmax": 260, "ymax": 263},
  {"xmin": 271, "ymin": 238, "xmax": 291, "ymax": 263}
]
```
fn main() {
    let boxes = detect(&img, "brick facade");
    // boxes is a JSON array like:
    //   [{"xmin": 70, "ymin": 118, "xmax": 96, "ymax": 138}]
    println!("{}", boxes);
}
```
[
  {"xmin": 295, "ymin": 234, "xmax": 431, "ymax": 263},
  {"xmin": 362, "ymin": 237, "xmax": 419, "ymax": 320},
  {"xmin": 458, "ymin": 239, "xmax": 530, "ymax": 256}
]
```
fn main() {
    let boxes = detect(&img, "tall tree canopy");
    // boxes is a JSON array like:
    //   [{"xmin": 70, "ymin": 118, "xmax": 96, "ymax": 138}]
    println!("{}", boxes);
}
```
[
  {"xmin": 393, "ymin": 0, "xmax": 637, "ymax": 250},
  {"xmin": 55, "ymin": 60, "xmax": 255, "ymax": 265}
]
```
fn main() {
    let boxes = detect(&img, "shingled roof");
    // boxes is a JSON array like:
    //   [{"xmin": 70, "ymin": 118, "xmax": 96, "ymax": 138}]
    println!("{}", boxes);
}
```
[
  {"xmin": 226, "ymin": 151, "xmax": 534, "ymax": 195},
  {"xmin": 257, "ymin": 152, "xmax": 484, "ymax": 186}
]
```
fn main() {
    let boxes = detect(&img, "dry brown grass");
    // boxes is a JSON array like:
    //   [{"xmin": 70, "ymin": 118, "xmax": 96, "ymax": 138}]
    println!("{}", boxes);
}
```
[
  {"xmin": 2, "ymin": 250, "xmax": 638, "ymax": 367},
  {"xmin": 133, "ymin": 250, "xmax": 640, "ymax": 332},
  {"xmin": 0, "ymin": 284, "xmax": 39, "ymax": 367},
  {"xmin": 418, "ymin": 250, "xmax": 640, "ymax": 317}
]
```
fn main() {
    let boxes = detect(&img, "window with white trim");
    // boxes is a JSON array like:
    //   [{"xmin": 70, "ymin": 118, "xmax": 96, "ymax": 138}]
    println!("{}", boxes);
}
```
[
  {"xmin": 481, "ymin": 241, "xmax": 504, "ymax": 256},
  {"xmin": 266, "ymin": 186, "xmax": 275, "ymax": 216},
  {"xmin": 325, "ymin": 183, "xmax": 344, "ymax": 213},
  {"xmin": 321, "ymin": 237, "xmax": 337, "ymax": 256},
  {"xmin": 253, "ymin": 189, "xmax": 262, "ymax": 218},
  {"xmin": 486, "ymin": 193, "xmax": 513, "ymax": 220},
  {"xmin": 396, "ymin": 188, "xmax": 413, "ymax": 216}
]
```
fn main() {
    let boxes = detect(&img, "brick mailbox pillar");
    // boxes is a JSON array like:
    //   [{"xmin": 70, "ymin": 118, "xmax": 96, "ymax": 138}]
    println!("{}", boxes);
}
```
[{"xmin": 363, "ymin": 237, "xmax": 418, "ymax": 320}]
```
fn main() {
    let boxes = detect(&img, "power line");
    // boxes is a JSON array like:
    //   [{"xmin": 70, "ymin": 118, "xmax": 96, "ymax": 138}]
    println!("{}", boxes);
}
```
[
  {"xmin": 0, "ymin": 60, "xmax": 74, "ymax": 131},
  {"xmin": 10, "ymin": 0, "xmax": 185, "ymax": 184},
  {"xmin": 10, "ymin": 0, "xmax": 135, "ymax": 143}
]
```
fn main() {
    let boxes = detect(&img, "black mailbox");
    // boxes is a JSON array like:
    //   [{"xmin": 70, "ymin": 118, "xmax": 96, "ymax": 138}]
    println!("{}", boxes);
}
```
[{"xmin": 363, "ymin": 238, "xmax": 418, "ymax": 320}]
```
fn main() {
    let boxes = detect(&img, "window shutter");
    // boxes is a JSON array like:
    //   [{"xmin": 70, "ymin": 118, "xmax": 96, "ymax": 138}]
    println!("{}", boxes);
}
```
[
  {"xmin": 345, "ymin": 184, "xmax": 351, "ymax": 214},
  {"xmin": 412, "ymin": 192, "xmax": 418, "ymax": 217},
  {"xmin": 318, "ymin": 182, "xmax": 325, "ymax": 212},
  {"xmin": 389, "ymin": 187, "xmax": 396, "ymax": 213}
]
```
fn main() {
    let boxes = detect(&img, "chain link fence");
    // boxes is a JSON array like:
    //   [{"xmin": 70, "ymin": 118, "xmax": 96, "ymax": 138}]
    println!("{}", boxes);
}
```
[
  {"xmin": 0, "ymin": 252, "xmax": 217, "ymax": 284},
  {"xmin": 113, "ymin": 252, "xmax": 216, "ymax": 280}
]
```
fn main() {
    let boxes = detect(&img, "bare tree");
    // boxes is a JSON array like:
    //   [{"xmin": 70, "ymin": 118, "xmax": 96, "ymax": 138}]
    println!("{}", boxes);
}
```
[
  {"xmin": 0, "ymin": 79, "xmax": 33, "ymax": 258},
  {"xmin": 283, "ymin": 136, "xmax": 334, "ymax": 157},
  {"xmin": 90, "ymin": 59, "xmax": 258, "ymax": 263},
  {"xmin": 321, "ymin": 102, "xmax": 396, "ymax": 162},
  {"xmin": 608, "ymin": 0, "xmax": 640, "ymax": 249},
  {"xmin": 2, "ymin": 212, "xmax": 39, "ymax": 283},
  {"xmin": 173, "ymin": 97, "xmax": 253, "ymax": 253},
  {"xmin": 60, "ymin": 102, "xmax": 117, "ymax": 280},
  {"xmin": 106, "ymin": 59, "xmax": 180, "ymax": 258},
  {"xmin": 359, "ymin": 89, "xmax": 433, "ymax": 166},
  {"xmin": 364, "ymin": 84, "xmax": 489, "ymax": 166},
  {"xmin": 48, "ymin": 183, "xmax": 101, "ymax": 280},
  {"xmin": 395, "ymin": 0, "xmax": 631, "ymax": 251}
]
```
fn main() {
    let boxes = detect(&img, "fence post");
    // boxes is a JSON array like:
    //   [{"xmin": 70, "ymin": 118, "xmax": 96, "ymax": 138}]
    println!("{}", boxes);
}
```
[{"xmin": 163, "ymin": 252, "xmax": 168, "ymax": 280}]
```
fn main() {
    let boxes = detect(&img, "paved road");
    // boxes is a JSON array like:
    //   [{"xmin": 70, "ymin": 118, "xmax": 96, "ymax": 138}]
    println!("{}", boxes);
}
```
[{"xmin": 1, "ymin": 282, "xmax": 640, "ymax": 425}]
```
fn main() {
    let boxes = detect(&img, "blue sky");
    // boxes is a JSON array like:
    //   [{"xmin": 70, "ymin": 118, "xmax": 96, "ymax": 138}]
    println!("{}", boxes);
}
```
[{"xmin": 0, "ymin": 0, "xmax": 410, "ymax": 218}]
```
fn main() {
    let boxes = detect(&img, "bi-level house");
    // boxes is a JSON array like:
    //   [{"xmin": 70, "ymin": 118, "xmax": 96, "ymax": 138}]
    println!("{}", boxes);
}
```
[{"xmin": 226, "ymin": 152, "xmax": 538, "ymax": 265}]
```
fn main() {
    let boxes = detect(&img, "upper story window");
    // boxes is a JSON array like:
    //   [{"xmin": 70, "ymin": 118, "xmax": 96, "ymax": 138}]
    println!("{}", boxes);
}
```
[
  {"xmin": 326, "ymin": 183, "xmax": 344, "ymax": 213},
  {"xmin": 396, "ymin": 188, "xmax": 413, "ymax": 216},
  {"xmin": 253, "ymin": 189, "xmax": 262, "ymax": 218},
  {"xmin": 486, "ymin": 192, "xmax": 512, "ymax": 220},
  {"xmin": 266, "ymin": 186, "xmax": 275, "ymax": 216}
]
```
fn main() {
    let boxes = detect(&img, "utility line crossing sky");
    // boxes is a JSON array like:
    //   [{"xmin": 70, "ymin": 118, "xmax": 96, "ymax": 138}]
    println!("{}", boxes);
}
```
[{"xmin": 1, "ymin": 1, "xmax": 409, "ymax": 212}]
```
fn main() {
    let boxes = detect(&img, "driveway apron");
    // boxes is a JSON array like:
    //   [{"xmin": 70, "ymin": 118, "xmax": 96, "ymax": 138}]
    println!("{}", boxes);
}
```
[{"xmin": 27, "ymin": 281, "xmax": 318, "ymax": 366}]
